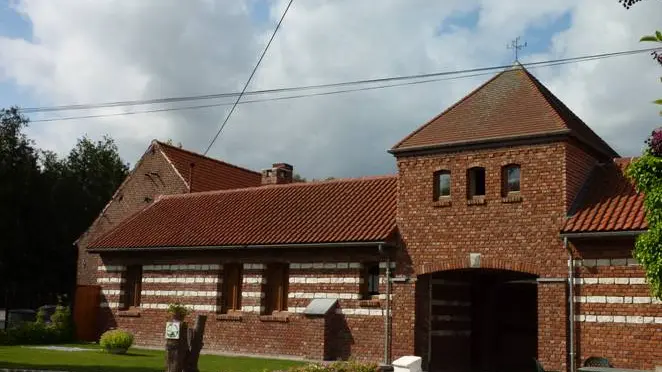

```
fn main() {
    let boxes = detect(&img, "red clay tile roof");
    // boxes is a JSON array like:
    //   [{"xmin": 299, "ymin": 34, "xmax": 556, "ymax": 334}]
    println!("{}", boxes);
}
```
[
  {"xmin": 88, "ymin": 175, "xmax": 398, "ymax": 250},
  {"xmin": 156, "ymin": 141, "xmax": 261, "ymax": 192},
  {"xmin": 563, "ymin": 158, "xmax": 647, "ymax": 233},
  {"xmin": 391, "ymin": 65, "xmax": 618, "ymax": 159}
]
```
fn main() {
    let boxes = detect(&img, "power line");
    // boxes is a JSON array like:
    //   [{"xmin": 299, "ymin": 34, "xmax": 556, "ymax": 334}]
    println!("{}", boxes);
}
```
[
  {"xmin": 202, "ymin": 0, "xmax": 294, "ymax": 155},
  {"xmin": 27, "ymin": 47, "xmax": 656, "ymax": 123},
  {"xmin": 19, "ymin": 46, "xmax": 660, "ymax": 114}
]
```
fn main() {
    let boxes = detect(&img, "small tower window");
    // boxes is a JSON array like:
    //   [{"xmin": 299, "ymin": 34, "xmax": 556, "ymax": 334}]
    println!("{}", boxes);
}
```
[
  {"xmin": 433, "ymin": 170, "xmax": 451, "ymax": 200},
  {"xmin": 467, "ymin": 167, "xmax": 486, "ymax": 198},
  {"xmin": 502, "ymin": 164, "xmax": 521, "ymax": 195}
]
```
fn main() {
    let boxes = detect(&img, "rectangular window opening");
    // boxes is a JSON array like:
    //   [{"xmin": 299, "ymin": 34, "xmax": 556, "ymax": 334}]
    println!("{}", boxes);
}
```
[
  {"xmin": 220, "ymin": 263, "xmax": 242, "ymax": 313},
  {"xmin": 123, "ymin": 265, "xmax": 142, "ymax": 309},
  {"xmin": 362, "ymin": 262, "xmax": 380, "ymax": 299},
  {"xmin": 265, "ymin": 263, "xmax": 289, "ymax": 314},
  {"xmin": 434, "ymin": 171, "xmax": 451, "ymax": 200},
  {"xmin": 468, "ymin": 168, "xmax": 486, "ymax": 198}
]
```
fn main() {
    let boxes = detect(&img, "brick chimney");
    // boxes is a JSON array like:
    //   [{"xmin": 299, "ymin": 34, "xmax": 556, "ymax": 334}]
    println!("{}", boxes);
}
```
[{"xmin": 261, "ymin": 163, "xmax": 293, "ymax": 185}]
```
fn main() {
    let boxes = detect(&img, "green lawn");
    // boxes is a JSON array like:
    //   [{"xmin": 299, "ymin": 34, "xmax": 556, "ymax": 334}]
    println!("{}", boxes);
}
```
[{"xmin": 0, "ymin": 344, "xmax": 305, "ymax": 372}]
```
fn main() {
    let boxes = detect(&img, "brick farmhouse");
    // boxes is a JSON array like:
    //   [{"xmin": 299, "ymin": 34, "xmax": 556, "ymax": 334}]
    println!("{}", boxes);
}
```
[{"xmin": 76, "ymin": 65, "xmax": 661, "ymax": 372}]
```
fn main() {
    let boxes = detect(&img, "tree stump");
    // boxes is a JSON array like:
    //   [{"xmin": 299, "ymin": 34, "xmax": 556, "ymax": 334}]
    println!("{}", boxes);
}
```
[{"xmin": 165, "ymin": 315, "xmax": 207, "ymax": 372}]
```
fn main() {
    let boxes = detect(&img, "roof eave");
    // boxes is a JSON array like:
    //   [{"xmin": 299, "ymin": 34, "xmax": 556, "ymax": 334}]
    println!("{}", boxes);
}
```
[
  {"xmin": 88, "ymin": 240, "xmax": 393, "ymax": 253},
  {"xmin": 388, "ymin": 130, "xmax": 571, "ymax": 156},
  {"xmin": 560, "ymin": 229, "xmax": 647, "ymax": 239}
]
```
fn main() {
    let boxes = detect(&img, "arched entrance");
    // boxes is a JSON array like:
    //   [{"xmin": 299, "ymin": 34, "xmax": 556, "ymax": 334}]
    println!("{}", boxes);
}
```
[{"xmin": 426, "ymin": 269, "xmax": 538, "ymax": 372}]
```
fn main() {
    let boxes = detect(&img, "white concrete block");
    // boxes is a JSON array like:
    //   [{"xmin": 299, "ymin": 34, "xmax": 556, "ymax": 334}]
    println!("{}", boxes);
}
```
[
  {"xmin": 585, "ymin": 315, "xmax": 597, "ymax": 322},
  {"xmin": 323, "ymin": 263, "xmax": 337, "ymax": 269},
  {"xmin": 597, "ymin": 315, "xmax": 613, "ymax": 323},
  {"xmin": 607, "ymin": 297, "xmax": 624, "ymax": 304},
  {"xmin": 290, "ymin": 263, "xmax": 301, "ymax": 269},
  {"xmin": 633, "ymin": 297, "xmax": 651, "ymax": 304},
  {"xmin": 643, "ymin": 317, "xmax": 655, "ymax": 324},
  {"xmin": 598, "ymin": 278, "xmax": 615, "ymax": 285},
  {"xmin": 626, "ymin": 316, "xmax": 644, "ymax": 324},
  {"xmin": 587, "ymin": 296, "xmax": 606, "ymax": 303},
  {"xmin": 610, "ymin": 258, "xmax": 627, "ymax": 266},
  {"xmin": 583, "ymin": 278, "xmax": 598, "ymax": 285},
  {"xmin": 349, "ymin": 263, "xmax": 361, "ymax": 269},
  {"xmin": 393, "ymin": 356, "xmax": 422, "ymax": 372},
  {"xmin": 613, "ymin": 316, "xmax": 626, "ymax": 323},
  {"xmin": 627, "ymin": 258, "xmax": 640, "ymax": 266},
  {"xmin": 583, "ymin": 259, "xmax": 597, "ymax": 267},
  {"xmin": 301, "ymin": 263, "xmax": 313, "ymax": 269},
  {"xmin": 337, "ymin": 263, "xmax": 349, "ymax": 269},
  {"xmin": 630, "ymin": 278, "xmax": 647, "ymax": 285},
  {"xmin": 596, "ymin": 259, "xmax": 610, "ymax": 266},
  {"xmin": 615, "ymin": 278, "xmax": 629, "ymax": 284}
]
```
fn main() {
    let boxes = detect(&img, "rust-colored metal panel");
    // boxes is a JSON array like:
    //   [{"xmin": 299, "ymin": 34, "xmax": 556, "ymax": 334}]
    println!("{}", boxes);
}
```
[{"xmin": 73, "ymin": 285, "xmax": 100, "ymax": 341}]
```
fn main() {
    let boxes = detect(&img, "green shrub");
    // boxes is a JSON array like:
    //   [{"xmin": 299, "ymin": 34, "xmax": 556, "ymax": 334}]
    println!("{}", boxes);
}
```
[
  {"xmin": 99, "ymin": 329, "xmax": 134, "ymax": 352},
  {"xmin": 287, "ymin": 361, "xmax": 379, "ymax": 372},
  {"xmin": 50, "ymin": 304, "xmax": 73, "ymax": 342},
  {"xmin": 4, "ymin": 322, "xmax": 61, "ymax": 345},
  {"xmin": 167, "ymin": 303, "xmax": 190, "ymax": 319}
]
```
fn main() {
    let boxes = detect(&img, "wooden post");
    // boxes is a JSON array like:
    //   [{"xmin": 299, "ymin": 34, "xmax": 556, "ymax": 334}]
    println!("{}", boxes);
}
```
[{"xmin": 184, "ymin": 315, "xmax": 207, "ymax": 372}]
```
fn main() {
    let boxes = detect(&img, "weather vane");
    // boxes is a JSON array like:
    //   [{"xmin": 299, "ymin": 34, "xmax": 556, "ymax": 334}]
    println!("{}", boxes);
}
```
[{"xmin": 507, "ymin": 36, "xmax": 527, "ymax": 63}]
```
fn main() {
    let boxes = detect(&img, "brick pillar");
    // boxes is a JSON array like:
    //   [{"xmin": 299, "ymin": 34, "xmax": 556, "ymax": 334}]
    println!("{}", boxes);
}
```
[
  {"xmin": 538, "ymin": 282, "xmax": 568, "ymax": 371},
  {"xmin": 391, "ymin": 279, "xmax": 417, "ymax": 360}
]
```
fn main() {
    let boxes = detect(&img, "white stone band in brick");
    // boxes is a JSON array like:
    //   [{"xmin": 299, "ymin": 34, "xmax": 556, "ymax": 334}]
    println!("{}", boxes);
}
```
[
  {"xmin": 289, "ymin": 262, "xmax": 362, "ymax": 270},
  {"xmin": 243, "ymin": 264, "xmax": 265, "ymax": 270},
  {"xmin": 242, "ymin": 276, "xmax": 265, "ymax": 284},
  {"xmin": 142, "ymin": 276, "xmax": 218, "ymax": 284},
  {"xmin": 241, "ymin": 305, "xmax": 265, "ymax": 313},
  {"xmin": 141, "ymin": 290, "xmax": 217, "ymax": 297},
  {"xmin": 575, "ymin": 314, "xmax": 662, "ymax": 324},
  {"xmin": 432, "ymin": 300, "xmax": 471, "ymax": 307},
  {"xmin": 242, "ymin": 291, "xmax": 264, "ymax": 298},
  {"xmin": 97, "ymin": 265, "xmax": 126, "ymax": 272},
  {"xmin": 289, "ymin": 292, "xmax": 360, "ymax": 300},
  {"xmin": 430, "ymin": 330, "xmax": 471, "ymax": 337},
  {"xmin": 143, "ymin": 264, "xmax": 220, "ymax": 272},
  {"xmin": 141, "ymin": 303, "xmax": 216, "ymax": 312},
  {"xmin": 578, "ymin": 258, "xmax": 639, "ymax": 267},
  {"xmin": 336, "ymin": 308, "xmax": 384, "ymax": 316},
  {"xmin": 288, "ymin": 307, "xmax": 307, "ymax": 313},
  {"xmin": 289, "ymin": 277, "xmax": 361, "ymax": 284},
  {"xmin": 574, "ymin": 277, "xmax": 647, "ymax": 285},
  {"xmin": 101, "ymin": 289, "xmax": 124, "ymax": 296},
  {"xmin": 97, "ymin": 277, "xmax": 125, "ymax": 284},
  {"xmin": 575, "ymin": 296, "xmax": 661, "ymax": 304},
  {"xmin": 99, "ymin": 301, "xmax": 122, "ymax": 308},
  {"xmin": 378, "ymin": 262, "xmax": 397, "ymax": 269}
]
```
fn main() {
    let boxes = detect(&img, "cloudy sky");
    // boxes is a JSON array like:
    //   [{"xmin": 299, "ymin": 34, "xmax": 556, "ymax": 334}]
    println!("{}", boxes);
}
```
[{"xmin": 0, "ymin": 0, "xmax": 661, "ymax": 179}]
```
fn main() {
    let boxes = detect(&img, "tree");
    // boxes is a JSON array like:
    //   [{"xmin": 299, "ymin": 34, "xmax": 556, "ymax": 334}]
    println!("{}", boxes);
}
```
[
  {"xmin": 624, "ymin": 2, "xmax": 662, "ymax": 298},
  {"xmin": 0, "ymin": 106, "xmax": 130, "ymax": 308}
]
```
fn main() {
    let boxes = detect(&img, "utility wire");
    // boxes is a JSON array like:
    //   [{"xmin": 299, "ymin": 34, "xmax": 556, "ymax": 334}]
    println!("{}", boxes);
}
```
[
  {"xmin": 202, "ymin": 0, "xmax": 294, "ymax": 155},
  {"xmin": 27, "ymin": 48, "xmax": 654, "ymax": 123},
  {"xmin": 19, "ymin": 46, "xmax": 660, "ymax": 114}
]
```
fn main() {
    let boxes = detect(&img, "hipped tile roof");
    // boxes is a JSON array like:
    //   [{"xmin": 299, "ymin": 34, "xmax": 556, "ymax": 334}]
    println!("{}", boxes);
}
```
[
  {"xmin": 391, "ymin": 65, "xmax": 618, "ymax": 158},
  {"xmin": 88, "ymin": 175, "xmax": 398, "ymax": 250},
  {"xmin": 156, "ymin": 141, "xmax": 261, "ymax": 192},
  {"xmin": 563, "ymin": 158, "xmax": 647, "ymax": 233}
]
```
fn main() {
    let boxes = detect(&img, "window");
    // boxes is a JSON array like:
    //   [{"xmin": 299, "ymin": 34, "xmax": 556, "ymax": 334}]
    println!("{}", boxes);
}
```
[
  {"xmin": 433, "ymin": 171, "xmax": 451, "ymax": 200},
  {"xmin": 467, "ymin": 167, "xmax": 486, "ymax": 198},
  {"xmin": 502, "ymin": 164, "xmax": 521, "ymax": 195},
  {"xmin": 265, "ymin": 263, "xmax": 289, "ymax": 314},
  {"xmin": 123, "ymin": 265, "xmax": 142, "ymax": 308},
  {"xmin": 362, "ymin": 262, "xmax": 380, "ymax": 299},
  {"xmin": 220, "ymin": 263, "xmax": 242, "ymax": 313}
]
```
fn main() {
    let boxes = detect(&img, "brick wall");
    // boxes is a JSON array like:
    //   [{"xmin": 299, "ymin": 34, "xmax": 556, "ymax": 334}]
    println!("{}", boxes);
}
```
[
  {"xmin": 572, "ymin": 239, "xmax": 662, "ymax": 370},
  {"xmin": 564, "ymin": 140, "xmax": 600, "ymax": 211},
  {"xmin": 96, "ymin": 248, "xmax": 393, "ymax": 361},
  {"xmin": 76, "ymin": 143, "xmax": 188, "ymax": 286},
  {"xmin": 394, "ymin": 141, "xmax": 572, "ymax": 371}
]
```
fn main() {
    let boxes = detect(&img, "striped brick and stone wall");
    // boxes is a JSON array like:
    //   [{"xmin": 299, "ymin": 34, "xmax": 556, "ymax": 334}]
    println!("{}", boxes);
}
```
[
  {"xmin": 96, "ymin": 251, "xmax": 395, "ymax": 361},
  {"xmin": 572, "ymin": 241, "xmax": 662, "ymax": 369}
]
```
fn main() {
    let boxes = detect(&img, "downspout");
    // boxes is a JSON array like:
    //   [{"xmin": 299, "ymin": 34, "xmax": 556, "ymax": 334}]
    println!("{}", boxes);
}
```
[
  {"xmin": 379, "ymin": 244, "xmax": 392, "ymax": 366},
  {"xmin": 565, "ymin": 237, "xmax": 576, "ymax": 372},
  {"xmin": 188, "ymin": 162, "xmax": 195, "ymax": 193}
]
